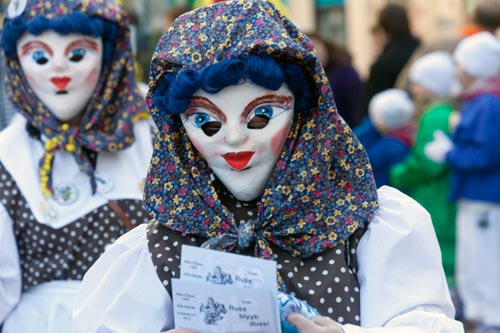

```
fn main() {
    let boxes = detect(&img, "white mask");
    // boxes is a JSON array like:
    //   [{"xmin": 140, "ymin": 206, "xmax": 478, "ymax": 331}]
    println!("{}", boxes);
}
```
[
  {"xmin": 17, "ymin": 30, "xmax": 103, "ymax": 124},
  {"xmin": 181, "ymin": 81, "xmax": 295, "ymax": 202}
]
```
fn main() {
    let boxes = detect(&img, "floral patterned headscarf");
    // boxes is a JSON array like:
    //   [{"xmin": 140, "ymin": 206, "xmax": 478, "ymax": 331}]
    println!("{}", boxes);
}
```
[
  {"xmin": 2, "ymin": 0, "xmax": 147, "ymax": 196},
  {"xmin": 145, "ymin": 0, "xmax": 378, "ymax": 259}
]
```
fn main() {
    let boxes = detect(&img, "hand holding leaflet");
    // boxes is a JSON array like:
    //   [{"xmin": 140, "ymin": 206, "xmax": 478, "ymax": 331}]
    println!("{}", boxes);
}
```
[{"xmin": 278, "ymin": 291, "xmax": 320, "ymax": 333}]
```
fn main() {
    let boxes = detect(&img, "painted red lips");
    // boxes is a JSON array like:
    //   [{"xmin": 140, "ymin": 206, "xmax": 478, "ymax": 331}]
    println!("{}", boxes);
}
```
[
  {"xmin": 222, "ymin": 151, "xmax": 255, "ymax": 170},
  {"xmin": 50, "ymin": 77, "xmax": 71, "ymax": 90}
]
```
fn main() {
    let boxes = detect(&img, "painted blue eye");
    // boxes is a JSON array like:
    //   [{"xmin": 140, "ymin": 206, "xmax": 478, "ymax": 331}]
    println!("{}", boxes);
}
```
[
  {"xmin": 248, "ymin": 105, "xmax": 274, "ymax": 129},
  {"xmin": 190, "ymin": 113, "xmax": 221, "ymax": 136},
  {"xmin": 193, "ymin": 113, "xmax": 211, "ymax": 127},
  {"xmin": 32, "ymin": 50, "xmax": 48, "ymax": 65},
  {"xmin": 69, "ymin": 48, "xmax": 86, "ymax": 62},
  {"xmin": 255, "ymin": 105, "xmax": 274, "ymax": 118}
]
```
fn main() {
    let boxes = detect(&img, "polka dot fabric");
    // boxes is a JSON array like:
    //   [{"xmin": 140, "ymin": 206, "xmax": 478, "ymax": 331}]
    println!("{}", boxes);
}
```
[
  {"xmin": 3, "ymin": 0, "xmax": 148, "ymax": 196},
  {"xmin": 147, "ymin": 219, "xmax": 365, "ymax": 324},
  {"xmin": 0, "ymin": 162, "xmax": 149, "ymax": 290},
  {"xmin": 144, "ymin": 0, "xmax": 378, "ymax": 261}
]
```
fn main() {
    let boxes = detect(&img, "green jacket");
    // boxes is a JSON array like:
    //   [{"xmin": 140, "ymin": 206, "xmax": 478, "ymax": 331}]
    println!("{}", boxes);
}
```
[{"xmin": 390, "ymin": 102, "xmax": 457, "ymax": 287}]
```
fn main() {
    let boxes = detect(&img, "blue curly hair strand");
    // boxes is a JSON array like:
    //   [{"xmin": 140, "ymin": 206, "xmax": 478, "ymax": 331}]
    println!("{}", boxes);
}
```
[
  {"xmin": 2, "ymin": 11, "xmax": 118, "ymax": 62},
  {"xmin": 152, "ymin": 54, "xmax": 315, "ymax": 116}
]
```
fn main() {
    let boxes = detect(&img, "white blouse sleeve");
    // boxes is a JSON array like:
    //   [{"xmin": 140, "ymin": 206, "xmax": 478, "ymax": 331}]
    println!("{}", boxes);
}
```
[
  {"xmin": 343, "ymin": 186, "xmax": 464, "ymax": 333},
  {"xmin": 0, "ymin": 203, "xmax": 21, "ymax": 323},
  {"xmin": 72, "ymin": 224, "xmax": 174, "ymax": 333}
]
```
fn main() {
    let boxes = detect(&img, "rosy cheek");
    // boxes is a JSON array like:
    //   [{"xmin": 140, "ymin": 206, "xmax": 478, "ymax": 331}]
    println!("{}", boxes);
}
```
[
  {"xmin": 270, "ymin": 124, "xmax": 291, "ymax": 155},
  {"xmin": 189, "ymin": 137, "xmax": 206, "ymax": 156},
  {"xmin": 85, "ymin": 67, "xmax": 100, "ymax": 85},
  {"xmin": 25, "ymin": 73, "xmax": 36, "ymax": 87},
  {"xmin": 188, "ymin": 136, "xmax": 217, "ymax": 167}
]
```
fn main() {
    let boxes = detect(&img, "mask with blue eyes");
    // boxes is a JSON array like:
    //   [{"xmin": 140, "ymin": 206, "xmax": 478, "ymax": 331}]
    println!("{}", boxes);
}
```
[
  {"xmin": 180, "ymin": 82, "xmax": 295, "ymax": 202},
  {"xmin": 16, "ymin": 30, "xmax": 103, "ymax": 123}
]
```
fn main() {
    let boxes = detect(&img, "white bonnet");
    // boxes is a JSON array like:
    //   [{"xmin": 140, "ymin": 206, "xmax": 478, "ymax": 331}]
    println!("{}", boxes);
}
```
[
  {"xmin": 368, "ymin": 89, "xmax": 415, "ymax": 130},
  {"xmin": 454, "ymin": 31, "xmax": 500, "ymax": 78},
  {"xmin": 409, "ymin": 51, "xmax": 457, "ymax": 97}
]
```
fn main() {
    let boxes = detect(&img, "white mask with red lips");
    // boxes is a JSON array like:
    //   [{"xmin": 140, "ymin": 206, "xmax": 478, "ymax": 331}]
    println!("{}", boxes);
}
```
[
  {"xmin": 16, "ymin": 30, "xmax": 103, "ymax": 124},
  {"xmin": 181, "ymin": 81, "xmax": 295, "ymax": 202}
]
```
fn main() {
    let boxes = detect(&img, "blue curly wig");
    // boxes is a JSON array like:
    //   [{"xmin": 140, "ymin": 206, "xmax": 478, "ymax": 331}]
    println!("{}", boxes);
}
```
[
  {"xmin": 152, "ymin": 54, "xmax": 315, "ymax": 115},
  {"xmin": 2, "ymin": 11, "xmax": 117, "ymax": 62}
]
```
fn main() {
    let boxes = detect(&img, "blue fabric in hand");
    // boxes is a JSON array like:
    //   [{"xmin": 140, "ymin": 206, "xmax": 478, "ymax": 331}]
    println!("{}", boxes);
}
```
[{"xmin": 278, "ymin": 291, "xmax": 320, "ymax": 333}]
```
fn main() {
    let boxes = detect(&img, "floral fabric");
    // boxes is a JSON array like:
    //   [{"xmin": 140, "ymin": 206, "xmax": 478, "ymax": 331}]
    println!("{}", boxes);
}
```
[
  {"xmin": 145, "ymin": 0, "xmax": 378, "ymax": 259},
  {"xmin": 3, "ymin": 0, "xmax": 147, "ymax": 195}
]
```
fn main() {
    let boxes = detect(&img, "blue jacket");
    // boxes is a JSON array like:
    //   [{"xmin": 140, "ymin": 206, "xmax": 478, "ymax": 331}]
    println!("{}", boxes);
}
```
[
  {"xmin": 354, "ymin": 118, "xmax": 411, "ymax": 188},
  {"xmin": 447, "ymin": 93, "xmax": 500, "ymax": 203}
]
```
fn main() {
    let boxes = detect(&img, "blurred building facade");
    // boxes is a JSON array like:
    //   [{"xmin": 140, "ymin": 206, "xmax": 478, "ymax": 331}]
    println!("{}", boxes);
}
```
[
  {"xmin": 0, "ymin": 0, "xmax": 475, "ymax": 80},
  {"xmin": 120, "ymin": 0, "xmax": 471, "ymax": 80},
  {"xmin": 343, "ymin": 0, "xmax": 467, "ymax": 77},
  {"xmin": 295, "ymin": 0, "xmax": 468, "ymax": 77}
]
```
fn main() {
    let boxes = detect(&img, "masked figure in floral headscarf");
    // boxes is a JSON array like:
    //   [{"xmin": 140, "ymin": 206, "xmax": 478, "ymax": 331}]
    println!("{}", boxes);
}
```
[
  {"xmin": 0, "ymin": 0, "xmax": 154, "ymax": 332},
  {"xmin": 73, "ymin": 1, "xmax": 463, "ymax": 333}
]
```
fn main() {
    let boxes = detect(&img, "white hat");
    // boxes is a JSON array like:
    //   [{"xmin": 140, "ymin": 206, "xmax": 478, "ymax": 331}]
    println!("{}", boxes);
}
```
[
  {"xmin": 368, "ymin": 89, "xmax": 415, "ymax": 130},
  {"xmin": 453, "ymin": 31, "xmax": 500, "ymax": 78},
  {"xmin": 409, "ymin": 51, "xmax": 457, "ymax": 97}
]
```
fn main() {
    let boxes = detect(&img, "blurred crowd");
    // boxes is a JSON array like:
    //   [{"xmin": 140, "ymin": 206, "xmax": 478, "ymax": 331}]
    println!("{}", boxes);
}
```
[{"xmin": 350, "ymin": 2, "xmax": 500, "ymax": 333}]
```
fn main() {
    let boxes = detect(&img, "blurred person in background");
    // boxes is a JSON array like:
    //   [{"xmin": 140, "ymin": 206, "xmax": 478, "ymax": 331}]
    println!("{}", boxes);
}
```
[
  {"xmin": 425, "ymin": 31, "xmax": 500, "ymax": 333},
  {"xmin": 362, "ymin": 3, "xmax": 420, "ymax": 117},
  {"xmin": 163, "ymin": 4, "xmax": 190, "ymax": 30},
  {"xmin": 0, "ymin": 34, "xmax": 15, "ymax": 130},
  {"xmin": 127, "ymin": 9, "xmax": 149, "ymax": 98},
  {"xmin": 308, "ymin": 33, "xmax": 363, "ymax": 128},
  {"xmin": 0, "ymin": 1, "xmax": 15, "ymax": 130},
  {"xmin": 390, "ymin": 52, "xmax": 459, "ymax": 307},
  {"xmin": 396, "ymin": 0, "xmax": 500, "ymax": 92},
  {"xmin": 460, "ymin": 0, "xmax": 500, "ymax": 37},
  {"xmin": 354, "ymin": 88, "xmax": 415, "ymax": 188}
]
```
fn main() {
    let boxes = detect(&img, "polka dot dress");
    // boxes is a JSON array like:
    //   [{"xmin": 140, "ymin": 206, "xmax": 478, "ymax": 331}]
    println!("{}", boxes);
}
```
[
  {"xmin": 0, "ymin": 162, "xmax": 150, "ymax": 291},
  {"xmin": 147, "ymin": 177, "xmax": 366, "ymax": 325},
  {"xmin": 147, "ymin": 221, "xmax": 365, "ymax": 324}
]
